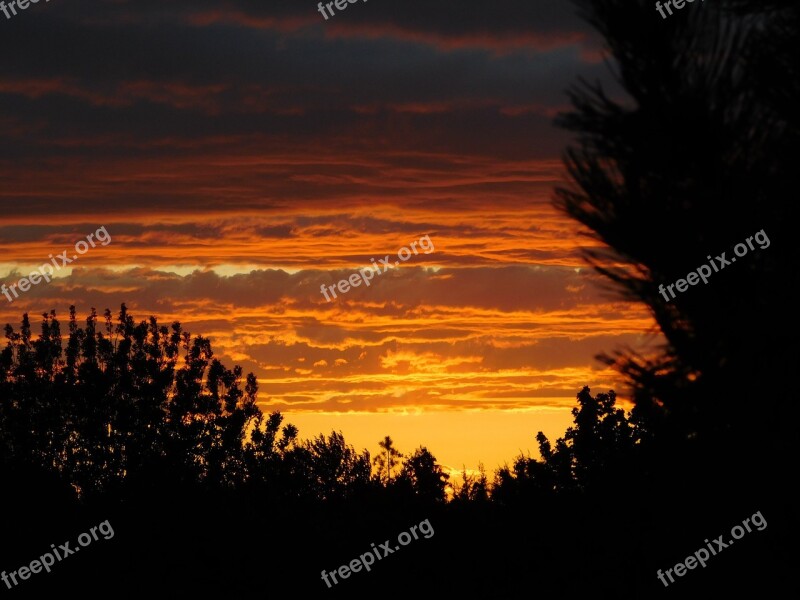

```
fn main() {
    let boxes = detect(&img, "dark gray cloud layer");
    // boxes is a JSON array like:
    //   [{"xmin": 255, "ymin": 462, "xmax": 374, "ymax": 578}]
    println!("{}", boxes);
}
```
[{"xmin": 0, "ymin": 0, "xmax": 613, "ymax": 169}]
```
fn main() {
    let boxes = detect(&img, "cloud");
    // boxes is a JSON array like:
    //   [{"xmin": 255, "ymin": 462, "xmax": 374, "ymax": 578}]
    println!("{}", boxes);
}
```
[
  {"xmin": 0, "ymin": 0, "xmax": 653, "ymax": 424},
  {"xmin": 0, "ymin": 263, "xmax": 658, "ymax": 412}
]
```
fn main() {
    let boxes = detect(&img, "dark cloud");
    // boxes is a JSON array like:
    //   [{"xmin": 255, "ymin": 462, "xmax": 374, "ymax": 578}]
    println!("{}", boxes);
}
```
[{"xmin": 0, "ymin": 0, "xmax": 615, "ymax": 167}]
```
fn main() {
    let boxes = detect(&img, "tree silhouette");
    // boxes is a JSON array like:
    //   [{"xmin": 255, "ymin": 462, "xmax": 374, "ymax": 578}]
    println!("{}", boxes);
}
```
[
  {"xmin": 294, "ymin": 431, "xmax": 372, "ymax": 502},
  {"xmin": 554, "ymin": 0, "xmax": 797, "ymax": 448},
  {"xmin": 372, "ymin": 435, "xmax": 403, "ymax": 485},
  {"xmin": 493, "ymin": 387, "xmax": 646, "ymax": 502},
  {"xmin": 451, "ymin": 463, "xmax": 489, "ymax": 503},
  {"xmin": 0, "ymin": 306, "xmax": 280, "ymax": 498},
  {"xmin": 397, "ymin": 445, "xmax": 450, "ymax": 503}
]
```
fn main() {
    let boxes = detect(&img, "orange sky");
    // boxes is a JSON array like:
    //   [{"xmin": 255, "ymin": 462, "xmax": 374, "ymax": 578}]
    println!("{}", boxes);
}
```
[
  {"xmin": 0, "ymin": 0, "xmax": 659, "ymax": 476},
  {"xmin": 0, "ymin": 199, "xmax": 660, "ymax": 474}
]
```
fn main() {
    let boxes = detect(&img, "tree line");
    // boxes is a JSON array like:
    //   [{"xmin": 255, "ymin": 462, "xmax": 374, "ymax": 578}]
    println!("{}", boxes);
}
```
[{"xmin": 0, "ymin": 305, "xmax": 649, "ymax": 508}]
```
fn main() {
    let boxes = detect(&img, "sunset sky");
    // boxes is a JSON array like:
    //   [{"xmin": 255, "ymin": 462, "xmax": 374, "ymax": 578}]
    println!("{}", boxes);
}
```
[{"xmin": 0, "ymin": 0, "xmax": 660, "ymax": 475}]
